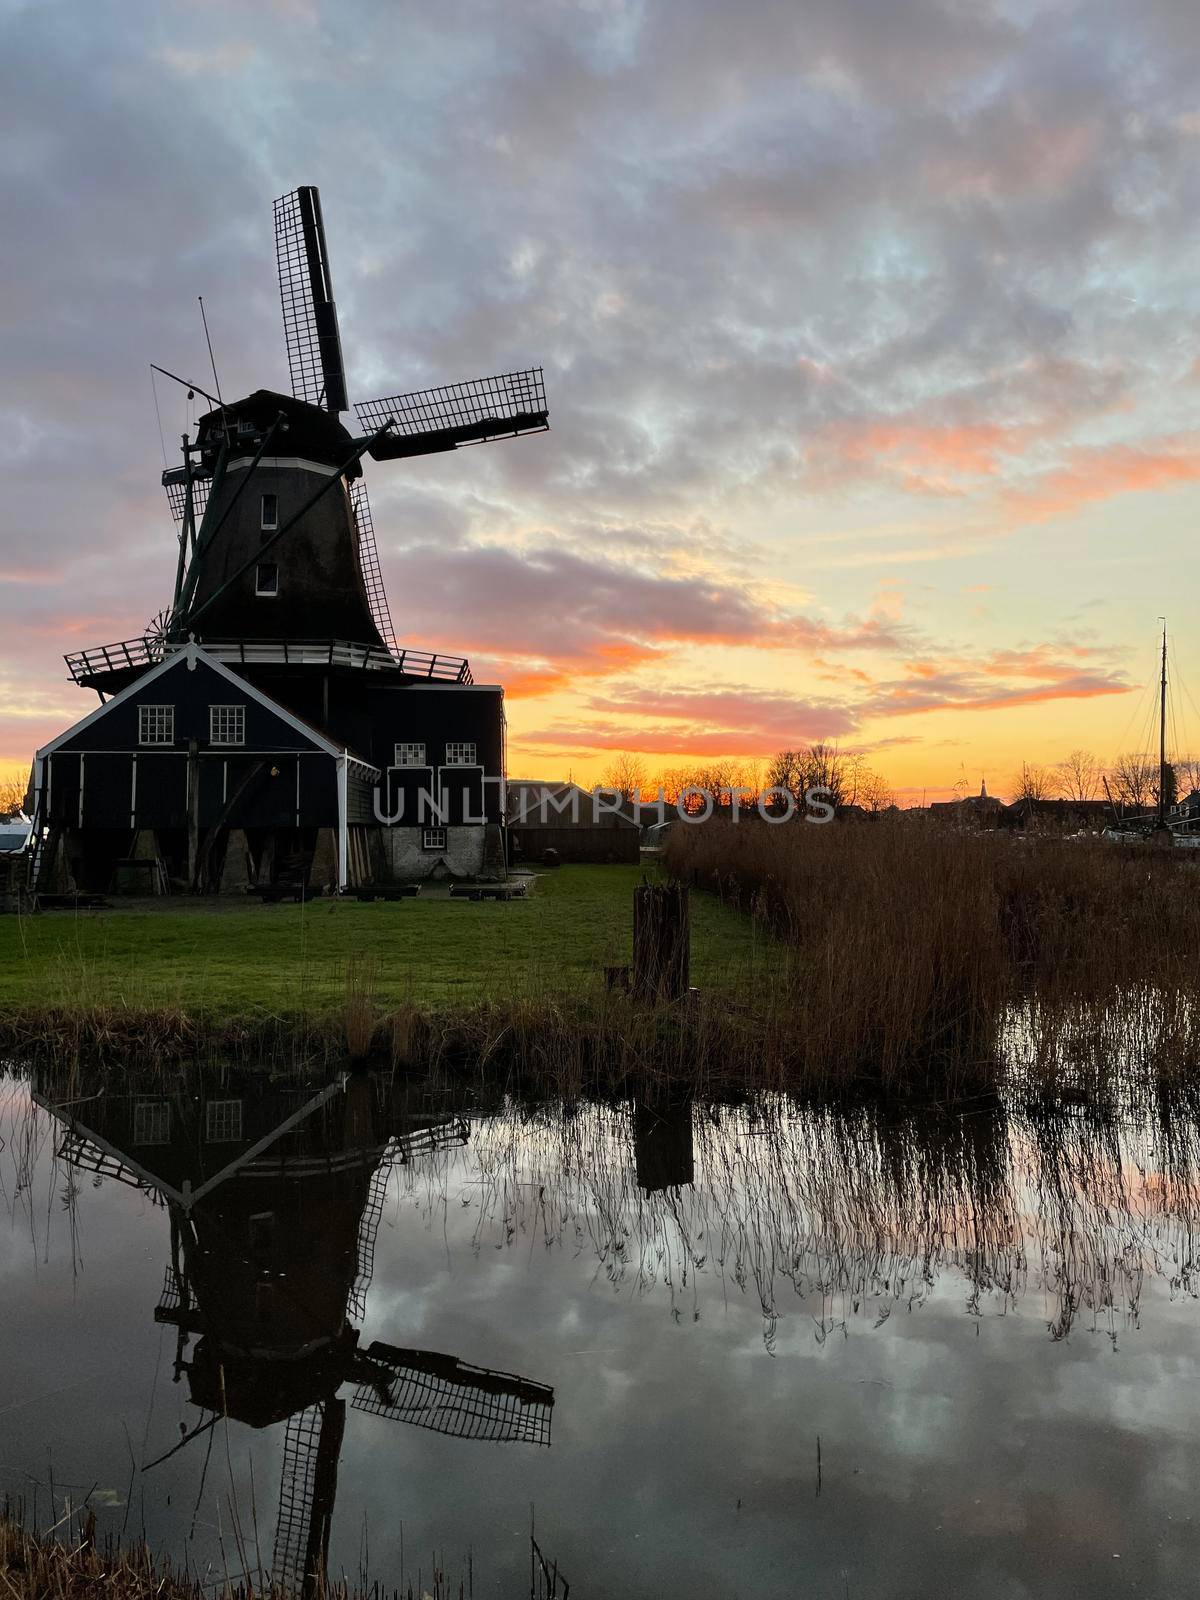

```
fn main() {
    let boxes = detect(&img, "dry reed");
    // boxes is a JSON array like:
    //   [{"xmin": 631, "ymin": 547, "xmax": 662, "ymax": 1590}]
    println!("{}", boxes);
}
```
[
  {"xmin": 0, "ymin": 1500, "xmax": 480, "ymax": 1600},
  {"xmin": 665, "ymin": 817, "xmax": 1200, "ymax": 1093}
]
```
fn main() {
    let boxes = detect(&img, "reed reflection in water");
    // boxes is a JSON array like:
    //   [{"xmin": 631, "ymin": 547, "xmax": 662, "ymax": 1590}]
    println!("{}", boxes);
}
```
[
  {"xmin": 7, "ymin": 1066, "xmax": 1200, "ymax": 1596},
  {"xmin": 400, "ymin": 1086, "xmax": 1200, "ymax": 1348}
]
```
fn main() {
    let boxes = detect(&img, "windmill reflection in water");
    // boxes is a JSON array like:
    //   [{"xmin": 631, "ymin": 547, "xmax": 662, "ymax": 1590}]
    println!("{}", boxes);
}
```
[{"xmin": 34, "ymin": 1072, "xmax": 554, "ymax": 1597}]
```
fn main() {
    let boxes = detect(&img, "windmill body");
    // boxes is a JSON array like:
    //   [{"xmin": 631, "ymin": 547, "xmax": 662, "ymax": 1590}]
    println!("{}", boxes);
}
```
[
  {"xmin": 31, "ymin": 186, "xmax": 548, "ymax": 896},
  {"xmin": 178, "ymin": 391, "xmax": 384, "ymax": 650}
]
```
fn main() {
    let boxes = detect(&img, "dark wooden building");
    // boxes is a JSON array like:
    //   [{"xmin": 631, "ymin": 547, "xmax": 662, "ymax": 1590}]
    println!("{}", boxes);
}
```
[
  {"xmin": 31, "ymin": 186, "xmax": 548, "ymax": 894},
  {"xmin": 506, "ymin": 781, "xmax": 641, "ymax": 864}
]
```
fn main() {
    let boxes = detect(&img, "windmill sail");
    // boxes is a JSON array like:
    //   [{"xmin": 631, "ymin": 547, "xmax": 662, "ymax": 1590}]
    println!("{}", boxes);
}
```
[
  {"xmin": 347, "ymin": 1120, "xmax": 470, "ymax": 1321},
  {"xmin": 274, "ymin": 186, "xmax": 348, "ymax": 413},
  {"xmin": 348, "ymin": 478, "xmax": 396, "ymax": 656},
  {"xmin": 352, "ymin": 1343, "xmax": 554, "ymax": 1445},
  {"xmin": 161, "ymin": 464, "xmax": 212, "ymax": 528},
  {"xmin": 354, "ymin": 368, "xmax": 548, "ymax": 460},
  {"xmin": 272, "ymin": 1400, "xmax": 346, "ymax": 1599}
]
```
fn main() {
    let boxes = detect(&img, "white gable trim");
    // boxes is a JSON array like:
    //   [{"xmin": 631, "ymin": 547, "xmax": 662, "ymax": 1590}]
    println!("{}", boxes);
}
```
[{"xmin": 37, "ymin": 642, "xmax": 379, "ymax": 775}]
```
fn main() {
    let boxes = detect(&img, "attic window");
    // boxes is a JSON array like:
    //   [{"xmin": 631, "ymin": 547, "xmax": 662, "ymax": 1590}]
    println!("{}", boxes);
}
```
[
  {"xmin": 210, "ymin": 705, "xmax": 245, "ymax": 747},
  {"xmin": 260, "ymin": 493, "xmax": 278, "ymax": 531},
  {"xmin": 394, "ymin": 742, "xmax": 426, "ymax": 767},
  {"xmin": 422, "ymin": 827, "xmax": 447, "ymax": 851},
  {"xmin": 139, "ymin": 705, "xmax": 175, "ymax": 745},
  {"xmin": 444, "ymin": 742, "xmax": 477, "ymax": 766},
  {"xmin": 205, "ymin": 1099, "xmax": 243, "ymax": 1143},
  {"xmin": 255, "ymin": 563, "xmax": 279, "ymax": 597},
  {"xmin": 133, "ymin": 1099, "xmax": 171, "ymax": 1146}
]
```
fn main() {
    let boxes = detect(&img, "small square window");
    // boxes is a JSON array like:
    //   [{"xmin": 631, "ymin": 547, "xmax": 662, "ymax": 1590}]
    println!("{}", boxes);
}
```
[
  {"xmin": 133, "ymin": 1100, "xmax": 171, "ymax": 1145},
  {"xmin": 255, "ymin": 563, "xmax": 279, "ymax": 597},
  {"xmin": 139, "ymin": 705, "xmax": 175, "ymax": 746},
  {"xmin": 205, "ymin": 1099, "xmax": 244, "ymax": 1143},
  {"xmin": 210, "ymin": 705, "xmax": 245, "ymax": 747},
  {"xmin": 422, "ymin": 827, "xmax": 447, "ymax": 851},
  {"xmin": 444, "ymin": 742, "xmax": 477, "ymax": 766},
  {"xmin": 394, "ymin": 742, "xmax": 426, "ymax": 767},
  {"xmin": 260, "ymin": 493, "xmax": 278, "ymax": 531}
]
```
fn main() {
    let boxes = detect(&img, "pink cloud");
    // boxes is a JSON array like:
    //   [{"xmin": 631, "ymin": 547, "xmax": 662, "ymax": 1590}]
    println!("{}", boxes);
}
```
[
  {"xmin": 395, "ymin": 542, "xmax": 908, "ymax": 692},
  {"xmin": 1005, "ymin": 437, "xmax": 1200, "ymax": 522}
]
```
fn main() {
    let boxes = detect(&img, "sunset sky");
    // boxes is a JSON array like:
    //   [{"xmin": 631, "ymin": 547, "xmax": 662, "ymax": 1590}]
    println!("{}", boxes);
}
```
[{"xmin": 4, "ymin": 0, "xmax": 1200, "ymax": 802}]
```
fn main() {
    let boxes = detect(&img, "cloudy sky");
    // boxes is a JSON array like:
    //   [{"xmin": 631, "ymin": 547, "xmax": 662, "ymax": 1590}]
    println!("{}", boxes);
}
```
[{"xmin": 4, "ymin": 0, "xmax": 1200, "ymax": 800}]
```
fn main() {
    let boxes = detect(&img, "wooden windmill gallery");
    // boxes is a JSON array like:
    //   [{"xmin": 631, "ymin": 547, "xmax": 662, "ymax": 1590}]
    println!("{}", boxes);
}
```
[{"xmin": 30, "ymin": 187, "xmax": 549, "ymax": 897}]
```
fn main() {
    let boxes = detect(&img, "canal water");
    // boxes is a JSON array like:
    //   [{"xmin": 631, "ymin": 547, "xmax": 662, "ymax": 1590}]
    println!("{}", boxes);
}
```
[{"xmin": 2, "ymin": 1067, "xmax": 1200, "ymax": 1596}]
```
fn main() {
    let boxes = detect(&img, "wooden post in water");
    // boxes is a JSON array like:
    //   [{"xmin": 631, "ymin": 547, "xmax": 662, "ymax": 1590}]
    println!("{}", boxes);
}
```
[{"xmin": 633, "ymin": 881, "xmax": 690, "ymax": 1003}]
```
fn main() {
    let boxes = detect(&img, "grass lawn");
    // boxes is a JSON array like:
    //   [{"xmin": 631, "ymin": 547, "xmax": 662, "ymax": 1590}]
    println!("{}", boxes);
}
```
[{"xmin": 0, "ymin": 865, "xmax": 774, "ymax": 1020}]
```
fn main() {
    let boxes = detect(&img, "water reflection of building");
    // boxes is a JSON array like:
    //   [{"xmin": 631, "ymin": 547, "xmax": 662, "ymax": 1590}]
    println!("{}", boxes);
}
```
[{"xmin": 35, "ymin": 1071, "xmax": 555, "ymax": 1598}]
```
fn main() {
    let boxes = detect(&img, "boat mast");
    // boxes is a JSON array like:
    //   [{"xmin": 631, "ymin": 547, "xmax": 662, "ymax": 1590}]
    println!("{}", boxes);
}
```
[{"xmin": 1159, "ymin": 617, "xmax": 1168, "ymax": 827}]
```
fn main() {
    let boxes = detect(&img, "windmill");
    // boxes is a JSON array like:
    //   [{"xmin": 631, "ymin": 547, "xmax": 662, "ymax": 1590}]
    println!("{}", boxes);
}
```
[
  {"xmin": 157, "ymin": 185, "xmax": 548, "ymax": 659},
  {"xmin": 36, "ymin": 1074, "xmax": 555, "ymax": 1599}
]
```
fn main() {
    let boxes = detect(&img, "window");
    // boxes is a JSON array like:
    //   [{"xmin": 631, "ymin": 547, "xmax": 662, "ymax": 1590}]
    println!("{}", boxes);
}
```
[
  {"xmin": 260, "ymin": 493, "xmax": 278, "ymax": 530},
  {"xmin": 133, "ymin": 1099, "xmax": 171, "ymax": 1145},
  {"xmin": 255, "ymin": 563, "xmax": 279, "ymax": 596},
  {"xmin": 209, "ymin": 705, "xmax": 245, "ymax": 747},
  {"xmin": 444, "ymin": 742, "xmax": 477, "ymax": 766},
  {"xmin": 394, "ymin": 742, "xmax": 426, "ymax": 767},
  {"xmin": 422, "ymin": 827, "xmax": 447, "ymax": 851},
  {"xmin": 139, "ymin": 705, "xmax": 175, "ymax": 745},
  {"xmin": 205, "ymin": 1099, "xmax": 244, "ymax": 1143}
]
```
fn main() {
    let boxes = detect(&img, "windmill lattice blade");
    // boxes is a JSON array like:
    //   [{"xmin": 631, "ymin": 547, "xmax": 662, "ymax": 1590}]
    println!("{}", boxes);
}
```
[
  {"xmin": 348, "ymin": 479, "xmax": 396, "ymax": 656},
  {"xmin": 274, "ymin": 186, "xmax": 348, "ymax": 412},
  {"xmin": 352, "ymin": 1346, "xmax": 553, "ymax": 1445},
  {"xmin": 161, "ymin": 469, "xmax": 211, "ymax": 528},
  {"xmin": 55, "ymin": 1131, "xmax": 163, "ymax": 1199},
  {"xmin": 354, "ymin": 368, "xmax": 547, "ymax": 460},
  {"xmin": 272, "ymin": 1404, "xmax": 325, "ymax": 1596},
  {"xmin": 347, "ymin": 1121, "xmax": 470, "ymax": 1321}
]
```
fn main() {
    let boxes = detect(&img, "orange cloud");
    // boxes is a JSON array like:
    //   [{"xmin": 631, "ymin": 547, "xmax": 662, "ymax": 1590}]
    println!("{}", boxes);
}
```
[
  {"xmin": 1006, "ymin": 436, "xmax": 1200, "ymax": 522},
  {"xmin": 809, "ymin": 419, "xmax": 1025, "ymax": 494}
]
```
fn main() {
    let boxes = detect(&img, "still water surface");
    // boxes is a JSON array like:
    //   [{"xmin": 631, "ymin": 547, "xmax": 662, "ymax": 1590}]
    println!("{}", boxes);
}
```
[{"xmin": 3, "ymin": 1069, "xmax": 1200, "ymax": 1596}]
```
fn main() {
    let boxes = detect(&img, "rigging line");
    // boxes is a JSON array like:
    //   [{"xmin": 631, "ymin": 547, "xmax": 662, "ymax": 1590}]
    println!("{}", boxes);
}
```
[
  {"xmin": 1170, "ymin": 639, "xmax": 1199, "ymax": 755},
  {"xmin": 1167, "ymin": 648, "xmax": 1183, "ymax": 759},
  {"xmin": 1111, "ymin": 661, "xmax": 1157, "ymax": 760},
  {"xmin": 198, "ymin": 297, "xmax": 225, "ymax": 409},
  {"xmin": 198, "ymin": 296, "xmax": 230, "ymax": 448},
  {"xmin": 150, "ymin": 366, "xmax": 168, "ymax": 470}
]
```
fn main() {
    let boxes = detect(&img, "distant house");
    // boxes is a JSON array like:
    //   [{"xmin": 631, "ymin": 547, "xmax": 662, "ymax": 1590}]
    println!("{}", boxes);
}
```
[
  {"xmin": 506, "ymin": 781, "xmax": 640, "ymax": 864},
  {"xmin": 1001, "ymin": 797, "xmax": 1115, "ymax": 832},
  {"xmin": 929, "ymin": 780, "xmax": 1006, "ymax": 828}
]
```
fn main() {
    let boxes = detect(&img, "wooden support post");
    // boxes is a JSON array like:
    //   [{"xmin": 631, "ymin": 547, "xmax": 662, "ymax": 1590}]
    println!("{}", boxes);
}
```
[
  {"xmin": 186, "ymin": 739, "xmax": 200, "ymax": 889},
  {"xmin": 310, "ymin": 828, "xmax": 339, "ymax": 894},
  {"xmin": 632, "ymin": 881, "xmax": 690, "ymax": 1004}
]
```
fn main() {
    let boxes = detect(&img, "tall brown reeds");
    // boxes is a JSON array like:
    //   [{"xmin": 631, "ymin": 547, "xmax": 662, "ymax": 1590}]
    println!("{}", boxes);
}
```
[
  {"xmin": 0, "ymin": 1499, "xmax": 481, "ymax": 1600},
  {"xmin": 664, "ymin": 817, "xmax": 1200, "ymax": 1093}
]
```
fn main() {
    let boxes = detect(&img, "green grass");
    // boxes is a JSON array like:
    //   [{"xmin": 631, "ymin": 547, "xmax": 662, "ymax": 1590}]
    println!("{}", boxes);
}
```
[{"xmin": 0, "ymin": 866, "xmax": 774, "ymax": 1021}]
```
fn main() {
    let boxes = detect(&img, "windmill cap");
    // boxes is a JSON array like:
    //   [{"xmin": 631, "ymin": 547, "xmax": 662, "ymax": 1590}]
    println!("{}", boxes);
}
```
[{"xmin": 196, "ymin": 389, "xmax": 358, "ymax": 469}]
